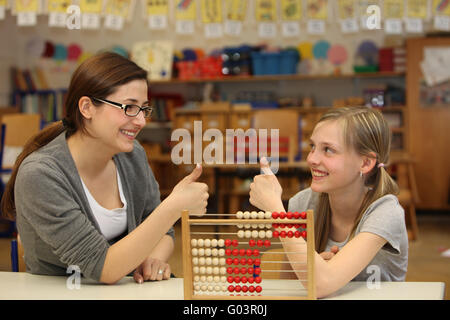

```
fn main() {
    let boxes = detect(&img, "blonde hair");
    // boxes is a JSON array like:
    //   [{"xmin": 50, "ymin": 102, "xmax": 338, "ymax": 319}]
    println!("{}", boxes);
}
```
[{"xmin": 314, "ymin": 106, "xmax": 399, "ymax": 252}]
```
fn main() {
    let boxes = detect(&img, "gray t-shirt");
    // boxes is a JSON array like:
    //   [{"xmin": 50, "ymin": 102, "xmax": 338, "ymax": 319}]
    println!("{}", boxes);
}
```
[{"xmin": 288, "ymin": 188, "xmax": 408, "ymax": 281}]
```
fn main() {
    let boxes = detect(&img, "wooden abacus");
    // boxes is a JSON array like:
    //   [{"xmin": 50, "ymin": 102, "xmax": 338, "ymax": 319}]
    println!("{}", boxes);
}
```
[{"xmin": 181, "ymin": 209, "xmax": 316, "ymax": 300}]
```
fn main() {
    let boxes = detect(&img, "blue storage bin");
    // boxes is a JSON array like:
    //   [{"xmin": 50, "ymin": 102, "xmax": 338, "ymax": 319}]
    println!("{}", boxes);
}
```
[
  {"xmin": 279, "ymin": 50, "xmax": 299, "ymax": 75},
  {"xmin": 251, "ymin": 51, "xmax": 298, "ymax": 75}
]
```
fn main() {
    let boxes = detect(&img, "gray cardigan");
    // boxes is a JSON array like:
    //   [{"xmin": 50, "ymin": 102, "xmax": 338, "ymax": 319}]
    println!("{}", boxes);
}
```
[{"xmin": 14, "ymin": 131, "xmax": 174, "ymax": 281}]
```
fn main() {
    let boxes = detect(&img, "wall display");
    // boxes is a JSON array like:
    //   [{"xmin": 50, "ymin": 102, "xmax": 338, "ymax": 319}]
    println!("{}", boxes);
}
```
[
  {"xmin": 405, "ymin": 0, "xmax": 427, "ymax": 33},
  {"xmin": 131, "ymin": 41, "xmax": 174, "ymax": 81},
  {"xmin": 337, "ymin": 0, "xmax": 359, "ymax": 33},
  {"xmin": 306, "ymin": 0, "xmax": 328, "ymax": 34},
  {"xmin": 384, "ymin": 0, "xmax": 404, "ymax": 34},
  {"xmin": 47, "ymin": 0, "xmax": 71, "ymax": 27},
  {"xmin": 175, "ymin": 0, "xmax": 196, "ymax": 34},
  {"xmin": 79, "ymin": 0, "xmax": 102, "ymax": 29},
  {"xmin": 255, "ymin": 0, "xmax": 277, "ymax": 38},
  {"xmin": 201, "ymin": 0, "xmax": 223, "ymax": 38},
  {"xmin": 104, "ymin": 0, "xmax": 135, "ymax": 30},
  {"xmin": 432, "ymin": 0, "xmax": 450, "ymax": 31},
  {"xmin": 146, "ymin": 0, "xmax": 168, "ymax": 30},
  {"xmin": 224, "ymin": 0, "xmax": 247, "ymax": 36},
  {"xmin": 0, "ymin": 0, "xmax": 7, "ymax": 20},
  {"xmin": 13, "ymin": 0, "xmax": 40, "ymax": 26},
  {"xmin": 280, "ymin": 0, "xmax": 302, "ymax": 37}
]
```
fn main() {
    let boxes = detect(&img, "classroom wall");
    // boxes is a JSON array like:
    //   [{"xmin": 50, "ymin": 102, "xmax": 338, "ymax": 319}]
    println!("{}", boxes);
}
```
[{"xmin": 0, "ymin": 0, "xmax": 424, "ymax": 106}]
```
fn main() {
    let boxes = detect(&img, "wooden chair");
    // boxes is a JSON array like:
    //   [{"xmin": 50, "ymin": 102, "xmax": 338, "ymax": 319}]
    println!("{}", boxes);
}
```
[
  {"xmin": 389, "ymin": 152, "xmax": 420, "ymax": 241},
  {"xmin": 227, "ymin": 109, "xmax": 301, "ymax": 214},
  {"xmin": 11, "ymin": 235, "xmax": 26, "ymax": 272}
]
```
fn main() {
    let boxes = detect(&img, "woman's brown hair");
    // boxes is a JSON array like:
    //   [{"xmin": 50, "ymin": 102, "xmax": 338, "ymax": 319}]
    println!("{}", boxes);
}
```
[
  {"xmin": 313, "ymin": 106, "xmax": 399, "ymax": 252},
  {"xmin": 1, "ymin": 52, "xmax": 147, "ymax": 220}
]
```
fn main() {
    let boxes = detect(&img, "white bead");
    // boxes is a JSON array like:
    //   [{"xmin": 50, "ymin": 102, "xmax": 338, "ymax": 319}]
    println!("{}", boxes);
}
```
[
  {"xmin": 218, "ymin": 249, "xmax": 225, "ymax": 256},
  {"xmin": 236, "ymin": 211, "xmax": 244, "ymax": 219},
  {"xmin": 193, "ymin": 266, "xmax": 199, "ymax": 274},
  {"xmin": 211, "ymin": 248, "xmax": 218, "ymax": 256},
  {"xmin": 259, "ymin": 230, "xmax": 266, "ymax": 238},
  {"xmin": 220, "ymin": 267, "xmax": 226, "ymax": 275},
  {"xmin": 214, "ymin": 285, "xmax": 221, "ymax": 292},
  {"xmin": 258, "ymin": 211, "xmax": 265, "ymax": 219},
  {"xmin": 237, "ymin": 230, "xmax": 244, "ymax": 238},
  {"xmin": 205, "ymin": 257, "xmax": 212, "ymax": 265},
  {"xmin": 207, "ymin": 276, "xmax": 213, "ymax": 282},
  {"xmin": 211, "ymin": 239, "xmax": 218, "ymax": 247},
  {"xmin": 258, "ymin": 223, "xmax": 266, "ymax": 229},
  {"xmin": 237, "ymin": 224, "xmax": 244, "ymax": 229},
  {"xmin": 244, "ymin": 230, "xmax": 252, "ymax": 238},
  {"xmin": 213, "ymin": 267, "xmax": 220, "ymax": 275},
  {"xmin": 266, "ymin": 230, "xmax": 273, "ymax": 238},
  {"xmin": 192, "ymin": 248, "xmax": 198, "ymax": 256},
  {"xmin": 219, "ymin": 258, "xmax": 226, "ymax": 265},
  {"xmin": 251, "ymin": 223, "xmax": 258, "ymax": 229},
  {"xmin": 198, "ymin": 248, "xmax": 205, "ymax": 256},
  {"xmin": 243, "ymin": 211, "xmax": 250, "ymax": 219},
  {"xmin": 197, "ymin": 239, "xmax": 204, "ymax": 247},
  {"xmin": 266, "ymin": 223, "xmax": 272, "ymax": 229},
  {"xmin": 205, "ymin": 248, "xmax": 212, "ymax": 256},
  {"xmin": 192, "ymin": 257, "xmax": 199, "ymax": 265},
  {"xmin": 204, "ymin": 239, "xmax": 211, "ymax": 247},
  {"xmin": 217, "ymin": 239, "xmax": 225, "ymax": 247},
  {"xmin": 199, "ymin": 257, "xmax": 205, "ymax": 265},
  {"xmin": 221, "ymin": 276, "xmax": 227, "ymax": 282},
  {"xmin": 244, "ymin": 224, "xmax": 251, "ymax": 229},
  {"xmin": 265, "ymin": 211, "xmax": 272, "ymax": 219},
  {"xmin": 250, "ymin": 211, "xmax": 258, "ymax": 219},
  {"xmin": 200, "ymin": 275, "xmax": 206, "ymax": 282},
  {"xmin": 252, "ymin": 230, "xmax": 259, "ymax": 238},
  {"xmin": 212, "ymin": 257, "xmax": 219, "ymax": 265},
  {"xmin": 214, "ymin": 276, "xmax": 220, "ymax": 282},
  {"xmin": 208, "ymin": 285, "xmax": 214, "ymax": 291},
  {"xmin": 191, "ymin": 239, "xmax": 198, "ymax": 247},
  {"xmin": 201, "ymin": 285, "xmax": 207, "ymax": 291},
  {"xmin": 206, "ymin": 267, "xmax": 212, "ymax": 274},
  {"xmin": 199, "ymin": 267, "xmax": 206, "ymax": 274},
  {"xmin": 194, "ymin": 284, "xmax": 200, "ymax": 291},
  {"xmin": 194, "ymin": 275, "xmax": 200, "ymax": 282}
]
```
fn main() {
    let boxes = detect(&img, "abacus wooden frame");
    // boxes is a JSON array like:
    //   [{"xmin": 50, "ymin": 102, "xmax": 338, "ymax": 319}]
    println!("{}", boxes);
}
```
[{"xmin": 181, "ymin": 209, "xmax": 316, "ymax": 300}]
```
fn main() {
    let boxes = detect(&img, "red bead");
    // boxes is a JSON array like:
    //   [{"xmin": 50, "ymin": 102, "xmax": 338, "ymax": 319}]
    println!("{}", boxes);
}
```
[
  {"xmin": 279, "ymin": 212, "xmax": 286, "ymax": 219},
  {"xmin": 239, "ymin": 249, "xmax": 246, "ymax": 256},
  {"xmin": 234, "ymin": 276, "xmax": 240, "ymax": 283},
  {"xmin": 272, "ymin": 212, "xmax": 279, "ymax": 219},
  {"xmin": 279, "ymin": 223, "xmax": 286, "ymax": 228},
  {"xmin": 253, "ymin": 249, "xmax": 260, "ymax": 256},
  {"xmin": 234, "ymin": 285, "xmax": 241, "ymax": 293},
  {"xmin": 232, "ymin": 240, "xmax": 238, "ymax": 247},
  {"xmin": 264, "ymin": 240, "xmax": 271, "ymax": 247},
  {"xmin": 293, "ymin": 212, "xmax": 300, "ymax": 219},
  {"xmin": 240, "ymin": 267, "xmax": 247, "ymax": 274},
  {"xmin": 256, "ymin": 240, "xmax": 263, "ymax": 247},
  {"xmin": 286, "ymin": 212, "xmax": 293, "ymax": 219},
  {"xmin": 234, "ymin": 267, "xmax": 240, "ymax": 274},
  {"xmin": 287, "ymin": 231, "xmax": 294, "ymax": 238},
  {"xmin": 241, "ymin": 276, "xmax": 248, "ymax": 283},
  {"xmin": 248, "ymin": 239, "xmax": 256, "ymax": 247},
  {"xmin": 246, "ymin": 249, "xmax": 253, "ymax": 256},
  {"xmin": 300, "ymin": 211, "xmax": 307, "ymax": 219},
  {"xmin": 255, "ymin": 285, "xmax": 262, "ymax": 293},
  {"xmin": 294, "ymin": 231, "xmax": 301, "ymax": 238},
  {"xmin": 240, "ymin": 258, "xmax": 247, "ymax": 265},
  {"xmin": 228, "ymin": 285, "xmax": 235, "ymax": 292},
  {"xmin": 226, "ymin": 258, "xmax": 233, "ymax": 265},
  {"xmin": 227, "ymin": 267, "xmax": 233, "ymax": 274},
  {"xmin": 225, "ymin": 239, "xmax": 232, "ymax": 247},
  {"xmin": 242, "ymin": 285, "xmax": 249, "ymax": 293},
  {"xmin": 272, "ymin": 223, "xmax": 279, "ymax": 228},
  {"xmin": 247, "ymin": 277, "xmax": 255, "ymax": 284},
  {"xmin": 301, "ymin": 224, "xmax": 306, "ymax": 229},
  {"xmin": 233, "ymin": 258, "xmax": 240, "ymax": 265},
  {"xmin": 294, "ymin": 224, "xmax": 300, "ymax": 229},
  {"xmin": 255, "ymin": 277, "xmax": 262, "ymax": 284},
  {"xmin": 254, "ymin": 259, "xmax": 261, "ymax": 266},
  {"xmin": 232, "ymin": 249, "xmax": 239, "ymax": 256},
  {"xmin": 227, "ymin": 276, "xmax": 234, "ymax": 283},
  {"xmin": 247, "ymin": 267, "xmax": 254, "ymax": 274},
  {"xmin": 287, "ymin": 224, "xmax": 293, "ymax": 228},
  {"xmin": 248, "ymin": 286, "xmax": 255, "ymax": 293},
  {"xmin": 280, "ymin": 231, "xmax": 286, "ymax": 238},
  {"xmin": 225, "ymin": 249, "xmax": 232, "ymax": 256},
  {"xmin": 302, "ymin": 231, "xmax": 307, "ymax": 239},
  {"xmin": 254, "ymin": 267, "xmax": 261, "ymax": 275},
  {"xmin": 247, "ymin": 258, "xmax": 253, "ymax": 265},
  {"xmin": 273, "ymin": 230, "xmax": 279, "ymax": 237}
]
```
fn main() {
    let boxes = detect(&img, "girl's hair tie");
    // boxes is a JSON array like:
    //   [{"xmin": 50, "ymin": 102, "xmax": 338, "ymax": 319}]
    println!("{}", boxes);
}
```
[{"xmin": 377, "ymin": 163, "xmax": 385, "ymax": 168}]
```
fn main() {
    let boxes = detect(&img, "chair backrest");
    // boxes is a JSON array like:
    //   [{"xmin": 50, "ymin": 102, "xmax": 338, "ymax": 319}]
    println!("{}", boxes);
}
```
[
  {"xmin": 11, "ymin": 235, "xmax": 25, "ymax": 272},
  {"xmin": 251, "ymin": 110, "xmax": 300, "ymax": 162}
]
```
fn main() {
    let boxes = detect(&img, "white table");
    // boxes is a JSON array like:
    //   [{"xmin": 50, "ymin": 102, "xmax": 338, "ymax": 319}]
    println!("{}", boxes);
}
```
[{"xmin": 0, "ymin": 272, "xmax": 445, "ymax": 300}]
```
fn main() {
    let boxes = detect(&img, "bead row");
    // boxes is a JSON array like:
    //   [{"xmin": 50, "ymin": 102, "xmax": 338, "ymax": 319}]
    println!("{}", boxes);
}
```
[
  {"xmin": 191, "ymin": 248, "xmax": 225, "ymax": 256},
  {"xmin": 226, "ymin": 266, "xmax": 261, "ymax": 275},
  {"xmin": 225, "ymin": 248, "xmax": 260, "ymax": 256},
  {"xmin": 194, "ymin": 275, "xmax": 227, "ymax": 283},
  {"xmin": 193, "ymin": 266, "xmax": 227, "ymax": 275},
  {"xmin": 191, "ymin": 238, "xmax": 225, "ymax": 247},
  {"xmin": 227, "ymin": 276, "xmax": 262, "ymax": 284},
  {"xmin": 225, "ymin": 257, "xmax": 261, "ymax": 266},
  {"xmin": 271, "ymin": 211, "xmax": 307, "ymax": 219},
  {"xmin": 228, "ymin": 285, "xmax": 262, "ymax": 293},
  {"xmin": 192, "ymin": 257, "xmax": 226, "ymax": 266},
  {"xmin": 237, "ymin": 229, "xmax": 273, "ymax": 238},
  {"xmin": 236, "ymin": 211, "xmax": 272, "ymax": 219}
]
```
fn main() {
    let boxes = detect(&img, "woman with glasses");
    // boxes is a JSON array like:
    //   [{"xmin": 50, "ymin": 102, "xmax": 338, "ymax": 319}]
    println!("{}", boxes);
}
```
[{"xmin": 1, "ymin": 52, "xmax": 209, "ymax": 284}]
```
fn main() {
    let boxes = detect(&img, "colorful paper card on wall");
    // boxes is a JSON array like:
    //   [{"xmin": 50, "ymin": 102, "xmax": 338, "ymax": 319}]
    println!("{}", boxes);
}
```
[
  {"xmin": 201, "ymin": 0, "xmax": 222, "ymax": 23},
  {"xmin": 80, "ymin": 0, "xmax": 102, "ymax": 13},
  {"xmin": 104, "ymin": 0, "xmax": 134, "ymax": 18},
  {"xmin": 14, "ymin": 0, "xmax": 40, "ymax": 26},
  {"xmin": 281, "ymin": 0, "xmax": 302, "ymax": 21},
  {"xmin": 337, "ymin": 0, "xmax": 356, "ymax": 19},
  {"xmin": 384, "ymin": 0, "xmax": 404, "ymax": 18},
  {"xmin": 225, "ymin": 0, "xmax": 246, "ymax": 21},
  {"xmin": 0, "ymin": 0, "xmax": 7, "ymax": 20},
  {"xmin": 146, "ymin": 0, "xmax": 168, "ymax": 29},
  {"xmin": 131, "ymin": 41, "xmax": 173, "ymax": 81},
  {"xmin": 175, "ymin": 0, "xmax": 196, "ymax": 20},
  {"xmin": 47, "ymin": 0, "xmax": 71, "ymax": 13},
  {"xmin": 80, "ymin": 0, "xmax": 102, "ymax": 29},
  {"xmin": 433, "ymin": 0, "xmax": 450, "ymax": 15},
  {"xmin": 306, "ymin": 0, "xmax": 328, "ymax": 20},
  {"xmin": 255, "ymin": 0, "xmax": 277, "ymax": 22},
  {"xmin": 407, "ymin": 0, "xmax": 428, "ymax": 18}
]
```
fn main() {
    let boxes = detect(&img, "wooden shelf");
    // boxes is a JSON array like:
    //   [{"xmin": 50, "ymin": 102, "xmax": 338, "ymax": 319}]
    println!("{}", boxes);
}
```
[{"xmin": 150, "ymin": 72, "xmax": 405, "ymax": 85}]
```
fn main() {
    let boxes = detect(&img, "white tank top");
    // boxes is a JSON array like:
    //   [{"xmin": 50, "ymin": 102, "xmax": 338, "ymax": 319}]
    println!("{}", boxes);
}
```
[{"xmin": 81, "ymin": 170, "xmax": 127, "ymax": 241}]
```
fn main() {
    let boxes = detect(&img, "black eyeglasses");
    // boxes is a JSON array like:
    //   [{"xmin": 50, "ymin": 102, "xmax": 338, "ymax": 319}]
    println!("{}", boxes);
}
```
[{"xmin": 90, "ymin": 97, "xmax": 153, "ymax": 118}]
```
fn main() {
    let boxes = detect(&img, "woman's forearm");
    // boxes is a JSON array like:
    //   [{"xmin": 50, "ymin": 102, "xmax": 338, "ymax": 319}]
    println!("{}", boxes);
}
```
[
  {"xmin": 148, "ymin": 234, "xmax": 174, "ymax": 262},
  {"xmin": 100, "ymin": 197, "xmax": 179, "ymax": 284}
]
